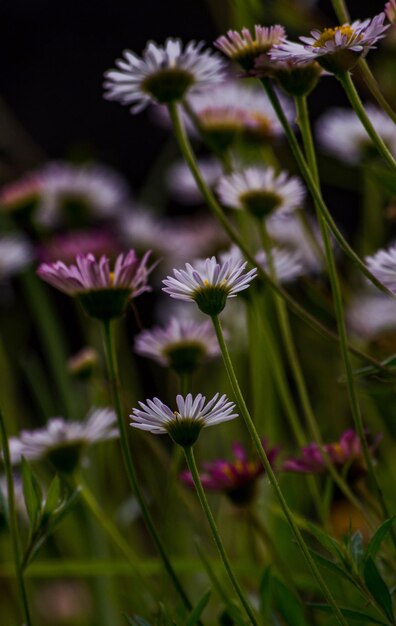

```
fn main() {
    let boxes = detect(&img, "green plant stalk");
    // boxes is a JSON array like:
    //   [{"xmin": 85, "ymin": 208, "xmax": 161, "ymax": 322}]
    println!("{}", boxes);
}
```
[
  {"xmin": 101, "ymin": 319, "xmax": 193, "ymax": 612},
  {"xmin": 167, "ymin": 100, "xmax": 387, "ymax": 373},
  {"xmin": 360, "ymin": 167, "xmax": 383, "ymax": 256},
  {"xmin": 338, "ymin": 72, "xmax": 396, "ymax": 173},
  {"xmin": 295, "ymin": 94, "xmax": 389, "ymax": 525},
  {"xmin": 184, "ymin": 445, "xmax": 259, "ymax": 626},
  {"xmin": 21, "ymin": 271, "xmax": 74, "ymax": 416},
  {"xmin": 330, "ymin": 0, "xmax": 396, "ymax": 126},
  {"xmin": 259, "ymin": 79, "xmax": 391, "ymax": 296},
  {"xmin": 210, "ymin": 315, "xmax": 348, "ymax": 626},
  {"xmin": 0, "ymin": 409, "xmax": 33, "ymax": 626}
]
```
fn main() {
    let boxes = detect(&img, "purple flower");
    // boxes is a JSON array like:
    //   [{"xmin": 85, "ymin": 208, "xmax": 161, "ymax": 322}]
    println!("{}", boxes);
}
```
[
  {"xmin": 181, "ymin": 440, "xmax": 279, "ymax": 505},
  {"xmin": 283, "ymin": 430, "xmax": 382, "ymax": 480}
]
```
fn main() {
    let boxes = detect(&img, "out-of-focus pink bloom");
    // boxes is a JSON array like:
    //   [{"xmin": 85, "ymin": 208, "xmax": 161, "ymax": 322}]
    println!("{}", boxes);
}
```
[
  {"xmin": 385, "ymin": 0, "xmax": 396, "ymax": 25},
  {"xmin": 39, "ymin": 229, "xmax": 121, "ymax": 264},
  {"xmin": 0, "ymin": 173, "xmax": 42, "ymax": 214},
  {"xmin": 283, "ymin": 430, "xmax": 382, "ymax": 479},
  {"xmin": 214, "ymin": 25, "xmax": 286, "ymax": 71},
  {"xmin": 181, "ymin": 440, "xmax": 279, "ymax": 505}
]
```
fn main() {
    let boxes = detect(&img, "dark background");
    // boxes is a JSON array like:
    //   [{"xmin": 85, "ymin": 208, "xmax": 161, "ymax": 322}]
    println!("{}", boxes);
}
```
[{"xmin": 0, "ymin": 0, "xmax": 385, "ymax": 190}]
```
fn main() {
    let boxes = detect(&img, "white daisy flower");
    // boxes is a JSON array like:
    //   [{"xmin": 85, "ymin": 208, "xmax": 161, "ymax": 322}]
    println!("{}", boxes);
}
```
[
  {"xmin": 163, "ymin": 256, "xmax": 257, "ymax": 315},
  {"xmin": 104, "ymin": 38, "xmax": 225, "ymax": 113},
  {"xmin": 316, "ymin": 105, "xmax": 396, "ymax": 164},
  {"xmin": 14, "ymin": 408, "xmax": 118, "ymax": 473},
  {"xmin": 217, "ymin": 166, "xmax": 305, "ymax": 219},
  {"xmin": 255, "ymin": 247, "xmax": 304, "ymax": 282},
  {"xmin": 214, "ymin": 25, "xmax": 286, "ymax": 71},
  {"xmin": 187, "ymin": 82, "xmax": 293, "ymax": 147},
  {"xmin": 36, "ymin": 162, "xmax": 130, "ymax": 227},
  {"xmin": 347, "ymin": 291, "xmax": 396, "ymax": 339},
  {"xmin": 267, "ymin": 214, "xmax": 324, "ymax": 273},
  {"xmin": 270, "ymin": 13, "xmax": 389, "ymax": 73},
  {"xmin": 0, "ymin": 235, "xmax": 33, "ymax": 279},
  {"xmin": 366, "ymin": 245, "xmax": 396, "ymax": 294},
  {"xmin": 135, "ymin": 318, "xmax": 220, "ymax": 373},
  {"xmin": 167, "ymin": 158, "xmax": 222, "ymax": 204},
  {"xmin": 131, "ymin": 393, "xmax": 237, "ymax": 446}
]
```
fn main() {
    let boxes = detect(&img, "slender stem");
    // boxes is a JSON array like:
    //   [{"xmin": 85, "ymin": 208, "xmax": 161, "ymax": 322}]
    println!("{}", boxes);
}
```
[
  {"xmin": 295, "ymin": 94, "xmax": 389, "ymax": 526},
  {"xmin": 184, "ymin": 445, "xmax": 259, "ymax": 626},
  {"xmin": 0, "ymin": 409, "xmax": 33, "ymax": 626},
  {"xmin": 210, "ymin": 315, "xmax": 348, "ymax": 626},
  {"xmin": 101, "ymin": 320, "xmax": 193, "ymax": 612},
  {"xmin": 167, "ymin": 100, "xmax": 388, "ymax": 372},
  {"xmin": 259, "ymin": 79, "xmax": 392, "ymax": 295},
  {"xmin": 338, "ymin": 72, "xmax": 396, "ymax": 174}
]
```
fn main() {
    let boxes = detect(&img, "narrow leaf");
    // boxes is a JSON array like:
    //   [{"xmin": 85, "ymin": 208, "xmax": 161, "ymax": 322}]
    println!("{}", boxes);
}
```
[
  {"xmin": 21, "ymin": 458, "xmax": 42, "ymax": 527},
  {"xmin": 184, "ymin": 590, "xmax": 211, "ymax": 626},
  {"xmin": 364, "ymin": 518, "xmax": 395, "ymax": 565},
  {"xmin": 43, "ymin": 475, "xmax": 61, "ymax": 519},
  {"xmin": 310, "ymin": 603, "xmax": 388, "ymax": 625},
  {"xmin": 363, "ymin": 557, "xmax": 394, "ymax": 622},
  {"xmin": 273, "ymin": 578, "xmax": 309, "ymax": 626}
]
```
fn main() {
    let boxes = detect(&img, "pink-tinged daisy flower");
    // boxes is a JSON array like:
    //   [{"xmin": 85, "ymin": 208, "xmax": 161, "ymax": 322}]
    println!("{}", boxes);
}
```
[
  {"xmin": 163, "ymin": 256, "xmax": 257, "ymax": 316},
  {"xmin": 0, "ymin": 173, "xmax": 41, "ymax": 217},
  {"xmin": 40, "ymin": 229, "xmax": 121, "ymax": 264},
  {"xmin": 187, "ymin": 82, "xmax": 293, "ymax": 149},
  {"xmin": 104, "ymin": 39, "xmax": 224, "ymax": 113},
  {"xmin": 365, "ymin": 245, "xmax": 396, "ymax": 294},
  {"xmin": 180, "ymin": 440, "xmax": 278, "ymax": 506},
  {"xmin": 283, "ymin": 430, "xmax": 382, "ymax": 482},
  {"xmin": 214, "ymin": 25, "xmax": 286, "ymax": 71},
  {"xmin": 385, "ymin": 0, "xmax": 396, "ymax": 24},
  {"xmin": 131, "ymin": 392, "xmax": 237, "ymax": 447},
  {"xmin": 254, "ymin": 54, "xmax": 322, "ymax": 97},
  {"xmin": 36, "ymin": 162, "xmax": 130, "ymax": 228},
  {"xmin": 316, "ymin": 105, "xmax": 396, "ymax": 164},
  {"xmin": 37, "ymin": 250, "xmax": 152, "ymax": 320},
  {"xmin": 270, "ymin": 13, "xmax": 389, "ymax": 73},
  {"xmin": 67, "ymin": 347, "xmax": 100, "ymax": 379},
  {"xmin": 0, "ymin": 235, "xmax": 33, "ymax": 279},
  {"xmin": 10, "ymin": 408, "xmax": 117, "ymax": 473},
  {"xmin": 135, "ymin": 317, "xmax": 220, "ymax": 374},
  {"xmin": 217, "ymin": 166, "xmax": 305, "ymax": 219}
]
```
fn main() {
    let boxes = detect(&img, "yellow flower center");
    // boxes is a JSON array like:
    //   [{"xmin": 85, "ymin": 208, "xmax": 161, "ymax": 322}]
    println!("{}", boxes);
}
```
[
  {"xmin": 313, "ymin": 25, "xmax": 357, "ymax": 48},
  {"xmin": 109, "ymin": 271, "xmax": 115, "ymax": 286}
]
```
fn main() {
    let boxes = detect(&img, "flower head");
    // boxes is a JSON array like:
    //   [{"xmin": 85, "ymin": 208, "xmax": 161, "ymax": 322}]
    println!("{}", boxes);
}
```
[
  {"xmin": 270, "ymin": 13, "xmax": 389, "ymax": 73},
  {"xmin": 214, "ymin": 25, "xmax": 286, "ymax": 71},
  {"xmin": 317, "ymin": 105, "xmax": 396, "ymax": 164},
  {"xmin": 187, "ymin": 82, "xmax": 291, "ymax": 149},
  {"xmin": 67, "ymin": 347, "xmax": 100, "ymax": 379},
  {"xmin": 267, "ymin": 214, "xmax": 324, "ymax": 273},
  {"xmin": 385, "ymin": 0, "xmax": 396, "ymax": 25},
  {"xmin": 166, "ymin": 158, "xmax": 222, "ymax": 204},
  {"xmin": 180, "ymin": 440, "xmax": 278, "ymax": 505},
  {"xmin": 0, "ymin": 173, "xmax": 41, "ymax": 219},
  {"xmin": 12, "ymin": 409, "xmax": 118, "ymax": 473},
  {"xmin": 256, "ymin": 247, "xmax": 304, "ymax": 282},
  {"xmin": 163, "ymin": 256, "xmax": 257, "ymax": 315},
  {"xmin": 135, "ymin": 318, "xmax": 220, "ymax": 374},
  {"xmin": 37, "ymin": 250, "xmax": 152, "ymax": 320},
  {"xmin": 365, "ymin": 244, "xmax": 396, "ymax": 294},
  {"xmin": 131, "ymin": 393, "xmax": 237, "ymax": 447},
  {"xmin": 40, "ymin": 229, "xmax": 121, "ymax": 264},
  {"xmin": 283, "ymin": 430, "xmax": 381, "ymax": 483},
  {"xmin": 0, "ymin": 235, "xmax": 33, "ymax": 279},
  {"xmin": 217, "ymin": 166, "xmax": 305, "ymax": 220},
  {"xmin": 104, "ymin": 39, "xmax": 224, "ymax": 113},
  {"xmin": 347, "ymin": 291, "xmax": 396, "ymax": 341},
  {"xmin": 35, "ymin": 162, "xmax": 129, "ymax": 228}
]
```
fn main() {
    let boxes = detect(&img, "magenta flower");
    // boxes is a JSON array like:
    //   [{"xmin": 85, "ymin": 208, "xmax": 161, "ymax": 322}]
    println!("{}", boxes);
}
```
[
  {"xmin": 40, "ymin": 229, "xmax": 121, "ymax": 264},
  {"xmin": 283, "ymin": 430, "xmax": 382, "ymax": 480},
  {"xmin": 181, "ymin": 440, "xmax": 279, "ymax": 505},
  {"xmin": 37, "ymin": 250, "xmax": 152, "ymax": 320}
]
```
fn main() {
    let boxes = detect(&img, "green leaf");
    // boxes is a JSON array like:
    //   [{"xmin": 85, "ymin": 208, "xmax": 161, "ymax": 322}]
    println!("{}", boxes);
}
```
[
  {"xmin": 304, "ymin": 520, "xmax": 343, "ymax": 560},
  {"xmin": 21, "ymin": 458, "xmax": 42, "ymax": 527},
  {"xmin": 184, "ymin": 590, "xmax": 211, "ymax": 626},
  {"xmin": 309, "ymin": 549, "xmax": 357, "ymax": 587},
  {"xmin": 259, "ymin": 566, "xmax": 273, "ymax": 619},
  {"xmin": 310, "ymin": 603, "xmax": 388, "ymax": 625},
  {"xmin": 42, "ymin": 475, "xmax": 61, "ymax": 520},
  {"xmin": 272, "ymin": 578, "xmax": 309, "ymax": 626},
  {"xmin": 363, "ymin": 557, "xmax": 394, "ymax": 622},
  {"xmin": 363, "ymin": 518, "xmax": 395, "ymax": 565}
]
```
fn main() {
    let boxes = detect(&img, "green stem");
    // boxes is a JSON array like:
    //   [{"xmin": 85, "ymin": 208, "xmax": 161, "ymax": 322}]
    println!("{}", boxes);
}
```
[
  {"xmin": 338, "ymin": 72, "xmax": 396, "ymax": 173},
  {"xmin": 0, "ymin": 409, "xmax": 33, "ymax": 626},
  {"xmin": 259, "ymin": 79, "xmax": 391, "ymax": 295},
  {"xmin": 101, "ymin": 320, "xmax": 193, "ymax": 612},
  {"xmin": 184, "ymin": 445, "xmax": 259, "ymax": 626},
  {"xmin": 21, "ymin": 271, "xmax": 74, "ymax": 416},
  {"xmin": 295, "ymin": 94, "xmax": 389, "ymax": 526},
  {"xmin": 360, "ymin": 167, "xmax": 383, "ymax": 255},
  {"xmin": 168, "ymin": 100, "xmax": 387, "ymax": 374},
  {"xmin": 210, "ymin": 315, "xmax": 348, "ymax": 626}
]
